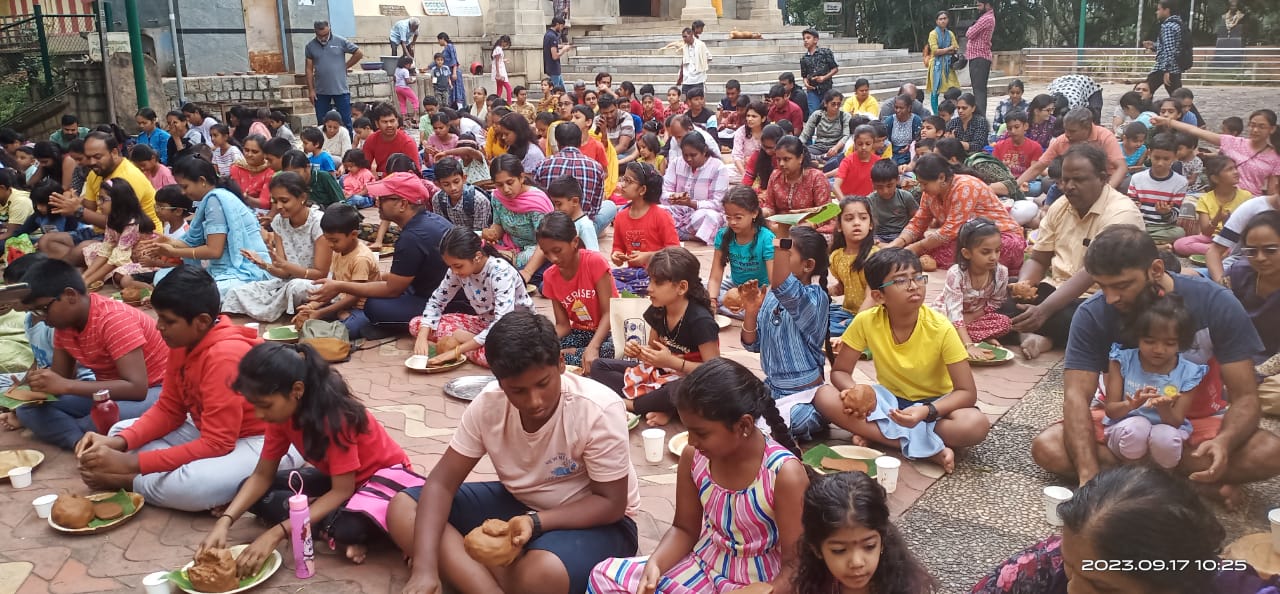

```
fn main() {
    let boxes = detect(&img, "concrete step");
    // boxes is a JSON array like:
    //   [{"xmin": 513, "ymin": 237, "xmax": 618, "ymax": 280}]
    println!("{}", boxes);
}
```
[
  {"xmin": 587, "ymin": 19, "xmax": 810, "ymax": 36},
  {"xmin": 565, "ymin": 50, "xmax": 916, "ymax": 71},
  {"xmin": 573, "ymin": 35, "xmax": 877, "ymax": 51}
]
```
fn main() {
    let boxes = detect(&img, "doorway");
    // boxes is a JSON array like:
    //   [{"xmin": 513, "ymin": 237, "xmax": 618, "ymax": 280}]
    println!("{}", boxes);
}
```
[{"xmin": 620, "ymin": 0, "xmax": 659, "ymax": 17}]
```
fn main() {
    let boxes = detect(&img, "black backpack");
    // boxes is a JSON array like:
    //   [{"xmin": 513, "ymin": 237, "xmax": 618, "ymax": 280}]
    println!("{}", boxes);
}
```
[{"xmin": 1176, "ymin": 20, "xmax": 1194, "ymax": 71}]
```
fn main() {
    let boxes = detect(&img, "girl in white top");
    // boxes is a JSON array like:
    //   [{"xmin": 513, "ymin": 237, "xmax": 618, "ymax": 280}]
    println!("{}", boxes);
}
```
[
  {"xmin": 320, "ymin": 111, "xmax": 352, "ymax": 166},
  {"xmin": 492, "ymin": 35, "xmax": 512, "ymax": 102},
  {"xmin": 208, "ymin": 124, "xmax": 243, "ymax": 177},
  {"xmin": 411, "ymin": 227, "xmax": 534, "ymax": 368}
]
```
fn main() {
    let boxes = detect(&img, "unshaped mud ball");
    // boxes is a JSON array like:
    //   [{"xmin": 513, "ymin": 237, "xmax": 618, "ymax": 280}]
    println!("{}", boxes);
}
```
[
  {"xmin": 463, "ymin": 519, "xmax": 522, "ymax": 567},
  {"xmin": 188, "ymin": 547, "xmax": 239, "ymax": 593},
  {"xmin": 51, "ymin": 494, "xmax": 95, "ymax": 529},
  {"xmin": 840, "ymin": 384, "xmax": 877, "ymax": 419}
]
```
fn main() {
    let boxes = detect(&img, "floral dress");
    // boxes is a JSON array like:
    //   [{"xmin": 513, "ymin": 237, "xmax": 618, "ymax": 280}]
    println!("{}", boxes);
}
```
[
  {"xmin": 932, "ymin": 262, "xmax": 1011, "ymax": 342},
  {"xmin": 220, "ymin": 208, "xmax": 323, "ymax": 321},
  {"xmin": 90, "ymin": 222, "xmax": 156, "ymax": 278}
]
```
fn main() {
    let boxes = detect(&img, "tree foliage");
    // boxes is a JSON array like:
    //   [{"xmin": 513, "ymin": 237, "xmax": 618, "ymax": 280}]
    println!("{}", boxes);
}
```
[{"xmin": 784, "ymin": 0, "xmax": 1276, "ymax": 50}]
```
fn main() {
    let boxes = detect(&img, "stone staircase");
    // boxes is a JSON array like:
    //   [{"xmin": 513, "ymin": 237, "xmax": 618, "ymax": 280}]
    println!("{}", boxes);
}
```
[{"xmin": 562, "ymin": 19, "xmax": 1015, "ymax": 104}]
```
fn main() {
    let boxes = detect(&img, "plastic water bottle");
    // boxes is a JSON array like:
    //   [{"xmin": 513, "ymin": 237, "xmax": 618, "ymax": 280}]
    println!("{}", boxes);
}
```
[
  {"xmin": 287, "ymin": 471, "xmax": 315, "ymax": 578},
  {"xmin": 89, "ymin": 389, "xmax": 119, "ymax": 434}
]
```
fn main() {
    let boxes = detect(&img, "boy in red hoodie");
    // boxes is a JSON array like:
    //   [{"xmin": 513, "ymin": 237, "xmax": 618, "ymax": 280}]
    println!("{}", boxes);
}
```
[{"xmin": 74, "ymin": 265, "xmax": 304, "ymax": 512}]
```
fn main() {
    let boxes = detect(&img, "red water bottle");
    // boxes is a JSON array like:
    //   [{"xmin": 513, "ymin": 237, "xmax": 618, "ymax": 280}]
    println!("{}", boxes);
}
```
[{"xmin": 90, "ymin": 389, "xmax": 119, "ymax": 434}]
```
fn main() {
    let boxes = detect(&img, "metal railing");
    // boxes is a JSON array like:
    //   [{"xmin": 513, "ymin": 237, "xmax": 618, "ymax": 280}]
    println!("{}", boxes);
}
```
[
  {"xmin": 0, "ymin": 6, "xmax": 94, "ymax": 124},
  {"xmin": 1021, "ymin": 47, "xmax": 1280, "ymax": 85}
]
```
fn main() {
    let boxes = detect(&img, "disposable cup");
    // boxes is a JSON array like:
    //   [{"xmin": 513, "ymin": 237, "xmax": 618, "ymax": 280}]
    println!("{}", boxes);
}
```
[
  {"xmin": 641, "ymin": 428, "xmax": 665, "ymax": 463},
  {"xmin": 7, "ymin": 466, "xmax": 31, "ymax": 488},
  {"xmin": 142, "ymin": 570, "xmax": 172, "ymax": 594},
  {"xmin": 244, "ymin": 322, "xmax": 260, "ymax": 337},
  {"xmin": 32, "ymin": 493, "xmax": 56, "ymax": 518},
  {"xmin": 874, "ymin": 456, "xmax": 901, "ymax": 493},
  {"xmin": 1269, "ymin": 508, "xmax": 1280, "ymax": 553},
  {"xmin": 1043, "ymin": 486, "xmax": 1073, "ymax": 526}
]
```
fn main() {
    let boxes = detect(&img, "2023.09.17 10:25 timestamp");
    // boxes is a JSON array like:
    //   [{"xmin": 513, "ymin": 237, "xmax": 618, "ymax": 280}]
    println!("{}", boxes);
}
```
[{"xmin": 1081, "ymin": 559, "xmax": 1249, "ymax": 572}]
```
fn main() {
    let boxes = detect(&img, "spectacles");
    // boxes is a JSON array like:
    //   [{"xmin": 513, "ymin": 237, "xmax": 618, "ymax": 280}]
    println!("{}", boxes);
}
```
[
  {"xmin": 1242, "ymin": 245, "xmax": 1280, "ymax": 258},
  {"xmin": 27, "ymin": 295, "xmax": 60, "ymax": 318},
  {"xmin": 878, "ymin": 274, "xmax": 929, "ymax": 290}
]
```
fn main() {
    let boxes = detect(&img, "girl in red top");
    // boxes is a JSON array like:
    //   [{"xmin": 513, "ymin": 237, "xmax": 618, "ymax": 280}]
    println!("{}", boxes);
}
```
[
  {"xmin": 538, "ymin": 212, "xmax": 619, "ymax": 370},
  {"xmin": 765, "ymin": 136, "xmax": 833, "ymax": 233},
  {"xmin": 610, "ymin": 162, "xmax": 680, "ymax": 295},
  {"xmin": 229, "ymin": 135, "xmax": 274, "ymax": 211},
  {"xmin": 200, "ymin": 342, "xmax": 420, "ymax": 576}
]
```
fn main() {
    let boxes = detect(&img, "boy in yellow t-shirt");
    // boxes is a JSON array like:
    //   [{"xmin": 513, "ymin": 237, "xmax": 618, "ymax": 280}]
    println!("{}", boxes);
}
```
[{"xmin": 821, "ymin": 247, "xmax": 988, "ymax": 473}]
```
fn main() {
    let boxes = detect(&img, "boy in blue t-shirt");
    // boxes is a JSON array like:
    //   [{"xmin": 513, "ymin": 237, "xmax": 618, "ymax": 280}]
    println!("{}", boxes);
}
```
[
  {"xmin": 300, "ymin": 127, "xmax": 337, "ymax": 174},
  {"xmin": 545, "ymin": 175, "xmax": 599, "ymax": 252}
]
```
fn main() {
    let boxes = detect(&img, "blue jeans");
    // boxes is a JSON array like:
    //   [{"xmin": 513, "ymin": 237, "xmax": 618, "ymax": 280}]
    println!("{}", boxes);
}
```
[
  {"xmin": 592, "ymin": 200, "xmax": 618, "ymax": 231},
  {"xmin": 549, "ymin": 75, "xmax": 564, "ymax": 90},
  {"xmin": 345, "ymin": 195, "xmax": 374, "ymax": 209},
  {"xmin": 807, "ymin": 90, "xmax": 823, "ymax": 114},
  {"xmin": 17, "ymin": 385, "xmax": 162, "ymax": 450},
  {"xmin": 315, "ymin": 93, "xmax": 353, "ymax": 131},
  {"xmin": 341, "ymin": 308, "xmax": 371, "ymax": 339}
]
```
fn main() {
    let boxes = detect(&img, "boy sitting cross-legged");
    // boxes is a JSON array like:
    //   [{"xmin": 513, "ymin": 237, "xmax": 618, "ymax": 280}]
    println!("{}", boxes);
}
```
[
  {"xmin": 293, "ymin": 204, "xmax": 382, "ymax": 339},
  {"xmin": 819, "ymin": 247, "xmax": 989, "ymax": 473}
]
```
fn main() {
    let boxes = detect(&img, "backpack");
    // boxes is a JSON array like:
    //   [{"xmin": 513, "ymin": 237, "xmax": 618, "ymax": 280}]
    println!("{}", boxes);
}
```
[
  {"xmin": 1176, "ymin": 20, "xmax": 1194, "ymax": 71},
  {"xmin": 299, "ymin": 319, "xmax": 351, "ymax": 363}
]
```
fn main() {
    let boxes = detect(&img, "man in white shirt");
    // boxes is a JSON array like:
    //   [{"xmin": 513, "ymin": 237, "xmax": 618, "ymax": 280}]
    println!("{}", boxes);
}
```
[{"xmin": 678, "ymin": 27, "xmax": 710, "ymax": 98}]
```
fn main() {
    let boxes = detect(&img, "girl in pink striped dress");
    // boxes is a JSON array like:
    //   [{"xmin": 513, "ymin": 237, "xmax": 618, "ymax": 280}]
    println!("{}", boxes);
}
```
[{"xmin": 588, "ymin": 358, "xmax": 810, "ymax": 594}]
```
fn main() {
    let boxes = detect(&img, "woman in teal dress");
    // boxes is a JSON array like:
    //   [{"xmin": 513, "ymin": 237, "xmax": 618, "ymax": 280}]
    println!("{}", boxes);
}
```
[{"xmin": 483, "ymin": 154, "xmax": 552, "ymax": 285}]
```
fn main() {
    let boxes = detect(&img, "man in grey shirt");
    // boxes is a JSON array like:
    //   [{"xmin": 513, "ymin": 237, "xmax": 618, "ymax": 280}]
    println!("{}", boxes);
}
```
[
  {"xmin": 879, "ymin": 83, "xmax": 930, "ymax": 119},
  {"xmin": 305, "ymin": 20, "xmax": 363, "ymax": 130}
]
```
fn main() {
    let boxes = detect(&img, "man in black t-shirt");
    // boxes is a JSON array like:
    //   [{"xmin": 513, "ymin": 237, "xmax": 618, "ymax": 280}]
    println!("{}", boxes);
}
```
[{"xmin": 543, "ymin": 17, "xmax": 572, "ymax": 90}]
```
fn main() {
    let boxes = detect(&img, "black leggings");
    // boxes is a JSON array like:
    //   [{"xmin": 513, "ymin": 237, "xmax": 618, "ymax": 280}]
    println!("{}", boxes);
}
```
[
  {"xmin": 247, "ymin": 468, "xmax": 381, "ymax": 547},
  {"xmin": 590, "ymin": 358, "xmax": 684, "ymax": 418},
  {"xmin": 1146, "ymin": 69, "xmax": 1183, "ymax": 97},
  {"xmin": 1001, "ymin": 282, "xmax": 1084, "ymax": 348}
]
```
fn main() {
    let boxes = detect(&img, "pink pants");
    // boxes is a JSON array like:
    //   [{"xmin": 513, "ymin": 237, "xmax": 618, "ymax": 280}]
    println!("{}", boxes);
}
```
[
  {"xmin": 1172, "ymin": 233, "xmax": 1214, "ymax": 256},
  {"xmin": 409, "ymin": 313, "xmax": 492, "ymax": 367},
  {"xmin": 926, "ymin": 230, "xmax": 1027, "ymax": 277},
  {"xmin": 395, "ymin": 86, "xmax": 420, "ymax": 116},
  {"xmin": 962, "ymin": 308, "xmax": 1012, "ymax": 343},
  {"xmin": 1104, "ymin": 416, "xmax": 1189, "ymax": 469},
  {"xmin": 494, "ymin": 79, "xmax": 512, "ymax": 101}
]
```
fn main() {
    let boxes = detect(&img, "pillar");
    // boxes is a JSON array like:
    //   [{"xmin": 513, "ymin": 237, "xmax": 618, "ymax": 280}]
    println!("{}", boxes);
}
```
[
  {"xmin": 738, "ymin": 0, "xmax": 783, "ymax": 22},
  {"xmin": 679, "ymin": 0, "xmax": 719, "ymax": 22},
  {"xmin": 487, "ymin": 0, "xmax": 546, "ymax": 45}
]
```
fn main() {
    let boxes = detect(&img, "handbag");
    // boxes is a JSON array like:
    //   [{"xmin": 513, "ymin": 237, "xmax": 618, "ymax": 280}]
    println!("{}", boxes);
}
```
[
  {"xmin": 952, "ymin": 51, "xmax": 968, "ymax": 70},
  {"xmin": 299, "ymin": 319, "xmax": 351, "ymax": 363}
]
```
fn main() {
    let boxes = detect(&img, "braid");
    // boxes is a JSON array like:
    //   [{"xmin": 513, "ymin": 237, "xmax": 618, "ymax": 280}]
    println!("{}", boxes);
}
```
[{"xmin": 757, "ymin": 383, "xmax": 801, "ymax": 458}]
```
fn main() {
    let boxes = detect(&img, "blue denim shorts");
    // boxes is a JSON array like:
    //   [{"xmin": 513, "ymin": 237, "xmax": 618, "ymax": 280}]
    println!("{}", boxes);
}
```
[{"xmin": 789, "ymin": 402, "xmax": 827, "ymax": 442}]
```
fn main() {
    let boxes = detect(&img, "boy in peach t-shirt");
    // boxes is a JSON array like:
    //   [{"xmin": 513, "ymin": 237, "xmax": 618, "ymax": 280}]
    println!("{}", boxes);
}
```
[{"xmin": 393, "ymin": 311, "xmax": 640, "ymax": 594}]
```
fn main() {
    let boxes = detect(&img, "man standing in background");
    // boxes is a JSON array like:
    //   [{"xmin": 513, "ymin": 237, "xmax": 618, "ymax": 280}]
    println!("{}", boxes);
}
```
[{"xmin": 965, "ymin": 0, "xmax": 996, "ymax": 115}]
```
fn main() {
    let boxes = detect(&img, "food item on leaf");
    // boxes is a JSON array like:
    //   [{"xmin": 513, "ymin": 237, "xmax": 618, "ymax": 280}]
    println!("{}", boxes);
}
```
[
  {"xmin": 51, "ymin": 494, "xmax": 95, "ymax": 529},
  {"xmin": 821, "ymin": 457, "xmax": 869, "ymax": 473},
  {"xmin": 840, "ymin": 385, "xmax": 877, "ymax": 419},
  {"xmin": 919, "ymin": 255, "xmax": 937, "ymax": 272},
  {"xmin": 435, "ymin": 336, "xmax": 460, "ymax": 360},
  {"xmin": 188, "ymin": 547, "xmax": 239, "ymax": 593},
  {"xmin": 92, "ymin": 502, "xmax": 124, "ymax": 521},
  {"xmin": 463, "ymin": 519, "xmax": 522, "ymax": 567},
  {"xmin": 120, "ymin": 287, "xmax": 144, "ymax": 303}
]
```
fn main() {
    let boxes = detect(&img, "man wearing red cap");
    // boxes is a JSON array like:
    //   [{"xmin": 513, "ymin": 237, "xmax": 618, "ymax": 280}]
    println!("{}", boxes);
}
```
[{"xmin": 311, "ymin": 172, "xmax": 463, "ymax": 336}]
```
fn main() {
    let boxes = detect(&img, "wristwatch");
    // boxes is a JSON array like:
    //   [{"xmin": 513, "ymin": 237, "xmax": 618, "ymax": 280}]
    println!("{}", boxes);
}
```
[
  {"xmin": 525, "ymin": 511, "xmax": 543, "ymax": 538},
  {"xmin": 777, "ymin": 238, "xmax": 793, "ymax": 250},
  {"xmin": 924, "ymin": 402, "xmax": 939, "ymax": 424}
]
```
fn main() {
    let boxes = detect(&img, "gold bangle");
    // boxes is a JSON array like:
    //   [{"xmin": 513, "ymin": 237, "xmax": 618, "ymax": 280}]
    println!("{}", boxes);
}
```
[{"xmin": 742, "ymin": 324, "xmax": 758, "ymax": 333}]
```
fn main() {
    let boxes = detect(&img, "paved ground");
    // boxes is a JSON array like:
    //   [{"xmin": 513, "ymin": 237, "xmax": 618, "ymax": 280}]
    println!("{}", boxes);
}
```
[{"xmin": 0, "ymin": 83, "xmax": 1277, "ymax": 594}]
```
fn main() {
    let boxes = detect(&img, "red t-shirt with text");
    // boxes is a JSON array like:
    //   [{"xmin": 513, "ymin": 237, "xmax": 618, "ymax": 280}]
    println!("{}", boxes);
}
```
[{"xmin": 542, "ymin": 250, "xmax": 619, "ymax": 331}]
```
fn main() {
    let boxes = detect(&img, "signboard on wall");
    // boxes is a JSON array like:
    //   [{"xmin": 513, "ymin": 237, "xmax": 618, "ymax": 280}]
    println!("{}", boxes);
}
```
[
  {"xmin": 422, "ymin": 0, "xmax": 448, "ymax": 15},
  {"xmin": 444, "ymin": 0, "xmax": 482, "ymax": 16},
  {"xmin": 823, "ymin": 2, "xmax": 841, "ymax": 13}
]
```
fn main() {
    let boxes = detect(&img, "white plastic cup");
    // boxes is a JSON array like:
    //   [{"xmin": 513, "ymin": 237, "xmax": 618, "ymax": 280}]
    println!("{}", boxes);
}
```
[
  {"xmin": 7, "ymin": 466, "xmax": 32, "ymax": 488},
  {"xmin": 641, "ymin": 428, "xmax": 666, "ymax": 463},
  {"xmin": 142, "ymin": 570, "xmax": 172, "ymax": 594},
  {"xmin": 32, "ymin": 493, "xmax": 57, "ymax": 518},
  {"xmin": 874, "ymin": 456, "xmax": 901, "ymax": 493},
  {"xmin": 1269, "ymin": 508, "xmax": 1280, "ymax": 553},
  {"xmin": 244, "ymin": 322, "xmax": 260, "ymax": 337},
  {"xmin": 1043, "ymin": 486, "xmax": 1073, "ymax": 527}
]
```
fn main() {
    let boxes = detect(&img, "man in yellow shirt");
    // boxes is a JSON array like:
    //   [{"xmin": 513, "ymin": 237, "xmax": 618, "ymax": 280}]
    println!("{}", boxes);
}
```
[
  {"xmin": 45, "ymin": 132, "xmax": 161, "ymax": 267},
  {"xmin": 824, "ymin": 247, "xmax": 988, "ymax": 473}
]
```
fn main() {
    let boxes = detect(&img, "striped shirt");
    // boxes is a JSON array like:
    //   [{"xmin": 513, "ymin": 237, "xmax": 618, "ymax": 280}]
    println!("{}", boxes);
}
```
[
  {"xmin": 54, "ymin": 293, "xmax": 167, "ymax": 385},
  {"xmin": 741, "ymin": 274, "xmax": 830, "ymax": 397},
  {"xmin": 211, "ymin": 145, "xmax": 243, "ymax": 177},
  {"xmin": 1127, "ymin": 169, "xmax": 1187, "ymax": 225}
]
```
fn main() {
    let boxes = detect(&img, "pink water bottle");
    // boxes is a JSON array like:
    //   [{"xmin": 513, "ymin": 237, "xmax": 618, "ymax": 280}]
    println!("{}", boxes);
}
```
[
  {"xmin": 89, "ymin": 389, "xmax": 119, "ymax": 434},
  {"xmin": 287, "ymin": 471, "xmax": 315, "ymax": 578}
]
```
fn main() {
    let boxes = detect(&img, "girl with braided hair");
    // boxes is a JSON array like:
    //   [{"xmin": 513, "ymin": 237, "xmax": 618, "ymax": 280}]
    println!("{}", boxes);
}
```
[{"xmin": 587, "ymin": 357, "xmax": 810, "ymax": 593}]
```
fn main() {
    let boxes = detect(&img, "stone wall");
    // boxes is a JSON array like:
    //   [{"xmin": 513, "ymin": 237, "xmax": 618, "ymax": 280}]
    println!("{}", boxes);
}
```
[
  {"xmin": 161, "ymin": 74, "xmax": 281, "ymax": 106},
  {"xmin": 159, "ymin": 70, "xmax": 392, "ymax": 128}
]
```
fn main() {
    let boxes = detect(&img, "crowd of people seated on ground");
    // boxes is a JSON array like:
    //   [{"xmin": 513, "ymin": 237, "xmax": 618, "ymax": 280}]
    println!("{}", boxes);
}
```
[{"xmin": 0, "ymin": 46, "xmax": 1278, "ymax": 594}]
